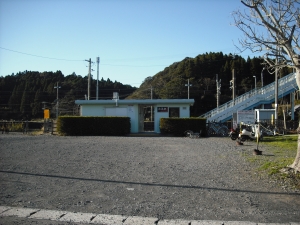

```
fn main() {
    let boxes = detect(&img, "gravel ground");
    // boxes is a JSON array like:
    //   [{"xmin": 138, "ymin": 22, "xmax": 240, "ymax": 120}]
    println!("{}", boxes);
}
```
[{"xmin": 0, "ymin": 134, "xmax": 299, "ymax": 224}]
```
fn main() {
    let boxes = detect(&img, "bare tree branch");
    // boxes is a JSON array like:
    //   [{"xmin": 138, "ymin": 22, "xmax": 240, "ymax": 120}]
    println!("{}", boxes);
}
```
[
  {"xmin": 233, "ymin": 0, "xmax": 300, "ymax": 172},
  {"xmin": 233, "ymin": 0, "xmax": 300, "ymax": 71}
]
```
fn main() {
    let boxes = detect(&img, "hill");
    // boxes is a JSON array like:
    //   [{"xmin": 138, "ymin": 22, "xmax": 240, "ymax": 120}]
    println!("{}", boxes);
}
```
[{"xmin": 127, "ymin": 52, "xmax": 292, "ymax": 116}]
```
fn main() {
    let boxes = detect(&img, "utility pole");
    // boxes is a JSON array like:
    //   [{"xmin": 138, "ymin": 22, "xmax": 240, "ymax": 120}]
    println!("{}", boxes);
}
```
[
  {"xmin": 185, "ymin": 79, "xmax": 192, "ymax": 99},
  {"xmin": 230, "ymin": 69, "xmax": 236, "ymax": 104},
  {"xmin": 261, "ymin": 67, "xmax": 265, "ymax": 87},
  {"xmin": 96, "ymin": 57, "xmax": 100, "ymax": 100},
  {"xmin": 85, "ymin": 58, "xmax": 92, "ymax": 100},
  {"xmin": 54, "ymin": 82, "xmax": 61, "ymax": 119},
  {"xmin": 275, "ymin": 0, "xmax": 280, "ymax": 124},
  {"xmin": 216, "ymin": 74, "xmax": 221, "ymax": 108},
  {"xmin": 150, "ymin": 85, "xmax": 153, "ymax": 122}
]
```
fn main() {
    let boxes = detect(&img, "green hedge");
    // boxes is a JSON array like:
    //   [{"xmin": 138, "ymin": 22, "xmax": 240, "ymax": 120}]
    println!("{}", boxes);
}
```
[
  {"xmin": 160, "ymin": 117, "xmax": 207, "ymax": 136},
  {"xmin": 57, "ymin": 116, "xmax": 130, "ymax": 136}
]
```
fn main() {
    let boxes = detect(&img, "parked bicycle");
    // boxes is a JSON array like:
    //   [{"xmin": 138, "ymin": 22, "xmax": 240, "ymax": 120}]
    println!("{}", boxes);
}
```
[
  {"xmin": 184, "ymin": 130, "xmax": 201, "ymax": 138},
  {"xmin": 207, "ymin": 122, "xmax": 229, "ymax": 137}
]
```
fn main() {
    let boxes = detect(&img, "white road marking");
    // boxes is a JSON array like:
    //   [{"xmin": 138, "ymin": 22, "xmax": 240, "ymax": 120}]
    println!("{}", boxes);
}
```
[
  {"xmin": 1, "ymin": 207, "xmax": 39, "ymax": 217},
  {"xmin": 0, "ymin": 206, "xmax": 299, "ymax": 225},
  {"xmin": 158, "ymin": 219, "xmax": 191, "ymax": 225},
  {"xmin": 29, "ymin": 209, "xmax": 68, "ymax": 220},
  {"xmin": 58, "ymin": 211, "xmax": 97, "ymax": 223},
  {"xmin": 123, "ymin": 215, "xmax": 158, "ymax": 225},
  {"xmin": 91, "ymin": 214, "xmax": 127, "ymax": 225},
  {"xmin": 0, "ymin": 206, "xmax": 11, "ymax": 214}
]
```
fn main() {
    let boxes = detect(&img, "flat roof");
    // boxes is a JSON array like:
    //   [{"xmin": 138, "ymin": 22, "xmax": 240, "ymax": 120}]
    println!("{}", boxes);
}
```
[{"xmin": 75, "ymin": 99, "xmax": 194, "ymax": 105}]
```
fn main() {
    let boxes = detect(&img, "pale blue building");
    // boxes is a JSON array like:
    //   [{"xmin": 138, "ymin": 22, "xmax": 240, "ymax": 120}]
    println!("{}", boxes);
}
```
[{"xmin": 75, "ymin": 98, "xmax": 194, "ymax": 133}]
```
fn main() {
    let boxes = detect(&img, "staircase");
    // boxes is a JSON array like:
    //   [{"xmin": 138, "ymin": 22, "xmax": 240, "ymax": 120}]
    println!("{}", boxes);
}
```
[{"xmin": 200, "ymin": 73, "xmax": 298, "ymax": 123}]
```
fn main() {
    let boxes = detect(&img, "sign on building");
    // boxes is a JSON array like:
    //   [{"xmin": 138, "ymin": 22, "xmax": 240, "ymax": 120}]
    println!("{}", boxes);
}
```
[{"xmin": 157, "ymin": 107, "xmax": 168, "ymax": 112}]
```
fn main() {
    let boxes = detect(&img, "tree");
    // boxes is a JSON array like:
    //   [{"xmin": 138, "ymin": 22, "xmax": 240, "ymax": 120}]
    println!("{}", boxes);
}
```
[
  {"xmin": 232, "ymin": 0, "xmax": 300, "ymax": 172},
  {"xmin": 203, "ymin": 77, "xmax": 214, "ymax": 90},
  {"xmin": 32, "ymin": 89, "xmax": 42, "ymax": 117},
  {"xmin": 240, "ymin": 77, "xmax": 253, "ymax": 92},
  {"xmin": 159, "ymin": 78, "xmax": 185, "ymax": 99},
  {"xmin": 20, "ymin": 82, "xmax": 31, "ymax": 119}
]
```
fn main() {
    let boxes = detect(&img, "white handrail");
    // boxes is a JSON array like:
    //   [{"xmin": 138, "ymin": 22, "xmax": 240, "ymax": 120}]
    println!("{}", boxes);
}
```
[{"xmin": 201, "ymin": 73, "xmax": 297, "ymax": 122}]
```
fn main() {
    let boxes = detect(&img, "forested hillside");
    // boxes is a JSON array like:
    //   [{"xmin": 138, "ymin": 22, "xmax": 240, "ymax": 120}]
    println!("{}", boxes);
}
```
[
  {"xmin": 0, "ymin": 70, "xmax": 136, "ymax": 120},
  {"xmin": 0, "ymin": 52, "xmax": 293, "ymax": 120},
  {"xmin": 127, "ymin": 52, "xmax": 293, "ymax": 116}
]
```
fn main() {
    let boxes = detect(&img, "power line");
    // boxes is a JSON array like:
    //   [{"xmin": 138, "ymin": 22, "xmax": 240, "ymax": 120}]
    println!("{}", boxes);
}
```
[
  {"xmin": 0, "ymin": 47, "xmax": 84, "ymax": 62},
  {"xmin": 1, "ymin": 46, "xmax": 263, "ymax": 68},
  {"xmin": 0, "ymin": 46, "xmax": 166, "ymax": 67},
  {"xmin": 101, "ymin": 63, "xmax": 166, "ymax": 67}
]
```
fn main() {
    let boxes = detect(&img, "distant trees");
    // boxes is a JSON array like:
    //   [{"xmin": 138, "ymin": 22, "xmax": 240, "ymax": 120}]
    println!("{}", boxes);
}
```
[
  {"xmin": 202, "ymin": 78, "xmax": 214, "ymax": 90},
  {"xmin": 0, "ymin": 71, "xmax": 137, "ymax": 120}
]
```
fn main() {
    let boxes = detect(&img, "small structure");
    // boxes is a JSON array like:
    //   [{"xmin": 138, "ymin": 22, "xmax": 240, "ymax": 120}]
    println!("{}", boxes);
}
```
[
  {"xmin": 255, "ymin": 109, "xmax": 275, "ymax": 122},
  {"xmin": 232, "ymin": 110, "xmax": 255, "ymax": 129},
  {"xmin": 75, "ymin": 98, "xmax": 194, "ymax": 133},
  {"xmin": 232, "ymin": 109, "xmax": 276, "ymax": 129}
]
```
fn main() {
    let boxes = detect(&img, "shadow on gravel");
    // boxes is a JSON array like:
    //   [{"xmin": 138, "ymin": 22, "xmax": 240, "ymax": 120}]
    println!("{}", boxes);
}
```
[{"xmin": 1, "ymin": 170, "xmax": 299, "ymax": 196}]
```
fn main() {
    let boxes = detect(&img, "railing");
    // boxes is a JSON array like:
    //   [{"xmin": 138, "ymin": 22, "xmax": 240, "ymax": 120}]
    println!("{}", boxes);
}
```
[
  {"xmin": 0, "ymin": 120, "xmax": 55, "ymax": 134},
  {"xmin": 258, "ymin": 119, "xmax": 299, "ymax": 132},
  {"xmin": 201, "ymin": 73, "xmax": 298, "ymax": 122}
]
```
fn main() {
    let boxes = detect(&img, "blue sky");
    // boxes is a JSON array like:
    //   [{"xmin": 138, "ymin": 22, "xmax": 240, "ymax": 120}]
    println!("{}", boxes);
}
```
[{"xmin": 0, "ymin": 0, "xmax": 258, "ymax": 87}]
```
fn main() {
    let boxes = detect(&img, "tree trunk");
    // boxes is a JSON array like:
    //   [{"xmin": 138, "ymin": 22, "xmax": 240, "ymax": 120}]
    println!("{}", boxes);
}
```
[
  {"xmin": 289, "ymin": 69, "xmax": 300, "ymax": 172},
  {"xmin": 289, "ymin": 123, "xmax": 300, "ymax": 172}
]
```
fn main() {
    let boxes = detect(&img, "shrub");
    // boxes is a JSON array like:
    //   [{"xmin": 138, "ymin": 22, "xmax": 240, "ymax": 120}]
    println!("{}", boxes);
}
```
[
  {"xmin": 57, "ymin": 116, "xmax": 130, "ymax": 136},
  {"xmin": 160, "ymin": 117, "xmax": 207, "ymax": 136}
]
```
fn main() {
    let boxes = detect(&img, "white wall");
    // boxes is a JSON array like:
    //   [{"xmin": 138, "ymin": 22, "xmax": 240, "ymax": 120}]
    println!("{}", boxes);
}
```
[
  {"xmin": 80, "ymin": 103, "xmax": 191, "ymax": 133},
  {"xmin": 128, "ymin": 105, "xmax": 139, "ymax": 133},
  {"xmin": 105, "ymin": 108, "xmax": 127, "ymax": 116},
  {"xmin": 155, "ymin": 106, "xmax": 168, "ymax": 133},
  {"xmin": 255, "ymin": 109, "xmax": 275, "ymax": 121},
  {"xmin": 80, "ymin": 104, "xmax": 139, "ymax": 133},
  {"xmin": 155, "ymin": 105, "xmax": 190, "ymax": 133},
  {"xmin": 180, "ymin": 106, "xmax": 190, "ymax": 117},
  {"xmin": 81, "ymin": 105, "xmax": 105, "ymax": 116}
]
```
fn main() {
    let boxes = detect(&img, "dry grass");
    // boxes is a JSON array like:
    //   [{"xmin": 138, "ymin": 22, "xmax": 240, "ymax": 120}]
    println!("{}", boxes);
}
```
[{"xmin": 249, "ymin": 135, "xmax": 300, "ymax": 190}]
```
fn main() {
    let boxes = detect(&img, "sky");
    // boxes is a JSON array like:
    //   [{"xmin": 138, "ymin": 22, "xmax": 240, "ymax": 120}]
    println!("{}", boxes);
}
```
[{"xmin": 0, "ymin": 0, "xmax": 259, "ymax": 87}]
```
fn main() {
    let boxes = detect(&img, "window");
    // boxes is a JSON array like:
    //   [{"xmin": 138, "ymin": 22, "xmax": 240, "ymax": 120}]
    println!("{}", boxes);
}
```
[{"xmin": 169, "ymin": 107, "xmax": 180, "ymax": 118}]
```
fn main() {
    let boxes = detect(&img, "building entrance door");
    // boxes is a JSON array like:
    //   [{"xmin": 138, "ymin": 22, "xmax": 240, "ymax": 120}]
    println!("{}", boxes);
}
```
[{"xmin": 138, "ymin": 105, "xmax": 155, "ymax": 132}]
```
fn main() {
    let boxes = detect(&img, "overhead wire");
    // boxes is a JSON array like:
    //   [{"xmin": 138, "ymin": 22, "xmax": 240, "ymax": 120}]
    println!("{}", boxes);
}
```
[
  {"xmin": 0, "ymin": 46, "xmax": 168, "ymax": 68},
  {"xmin": 101, "ymin": 63, "xmax": 166, "ymax": 67},
  {"xmin": 0, "ymin": 47, "xmax": 84, "ymax": 62},
  {"xmin": 0, "ymin": 46, "xmax": 262, "ymax": 69}
]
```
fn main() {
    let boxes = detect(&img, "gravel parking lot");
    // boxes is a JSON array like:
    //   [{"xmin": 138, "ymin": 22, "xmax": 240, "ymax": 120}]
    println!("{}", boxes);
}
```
[{"xmin": 0, "ymin": 134, "xmax": 299, "ymax": 223}]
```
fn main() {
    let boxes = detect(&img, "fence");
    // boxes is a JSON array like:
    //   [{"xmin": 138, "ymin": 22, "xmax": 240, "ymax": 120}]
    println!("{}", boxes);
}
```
[
  {"xmin": 206, "ymin": 120, "xmax": 298, "ymax": 137},
  {"xmin": 0, "ymin": 120, "xmax": 56, "ymax": 134},
  {"xmin": 258, "ymin": 119, "xmax": 298, "ymax": 134}
]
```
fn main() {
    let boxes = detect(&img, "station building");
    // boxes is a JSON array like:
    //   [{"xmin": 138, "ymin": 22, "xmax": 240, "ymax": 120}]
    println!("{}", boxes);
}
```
[{"xmin": 75, "ymin": 97, "xmax": 194, "ymax": 133}]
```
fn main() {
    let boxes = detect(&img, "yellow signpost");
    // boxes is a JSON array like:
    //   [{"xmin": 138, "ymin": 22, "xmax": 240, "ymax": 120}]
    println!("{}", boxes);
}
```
[{"xmin": 44, "ymin": 109, "xmax": 50, "ymax": 119}]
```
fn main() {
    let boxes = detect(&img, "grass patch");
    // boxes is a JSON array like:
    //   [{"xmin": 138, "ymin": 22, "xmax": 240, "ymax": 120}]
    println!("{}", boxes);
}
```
[{"xmin": 249, "ymin": 135, "xmax": 300, "ymax": 190}]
